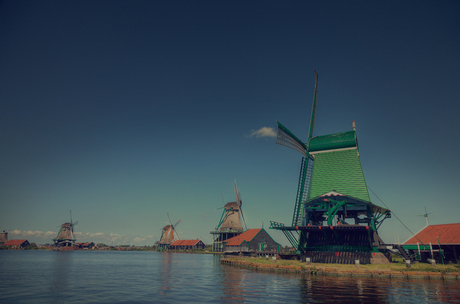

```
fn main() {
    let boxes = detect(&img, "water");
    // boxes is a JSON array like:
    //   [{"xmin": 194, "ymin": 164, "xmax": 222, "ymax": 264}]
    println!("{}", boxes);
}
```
[{"xmin": 1, "ymin": 250, "xmax": 459, "ymax": 303}]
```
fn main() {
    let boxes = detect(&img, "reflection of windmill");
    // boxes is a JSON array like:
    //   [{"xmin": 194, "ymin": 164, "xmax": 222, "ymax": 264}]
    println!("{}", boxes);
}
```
[
  {"xmin": 53, "ymin": 211, "xmax": 78, "ymax": 247},
  {"xmin": 418, "ymin": 207, "xmax": 430, "ymax": 226},
  {"xmin": 270, "ymin": 71, "xmax": 391, "ymax": 257},
  {"xmin": 157, "ymin": 213, "xmax": 181, "ymax": 249},
  {"xmin": 210, "ymin": 181, "xmax": 247, "ymax": 252}
]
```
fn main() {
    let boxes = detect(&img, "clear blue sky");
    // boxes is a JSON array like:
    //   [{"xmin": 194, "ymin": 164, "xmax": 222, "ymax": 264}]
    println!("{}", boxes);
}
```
[{"xmin": 1, "ymin": 1, "xmax": 459, "ymax": 246}]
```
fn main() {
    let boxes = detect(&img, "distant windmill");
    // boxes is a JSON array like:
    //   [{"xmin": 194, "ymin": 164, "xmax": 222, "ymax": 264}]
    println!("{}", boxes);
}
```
[
  {"xmin": 53, "ymin": 211, "xmax": 78, "ymax": 247},
  {"xmin": 418, "ymin": 207, "xmax": 431, "ymax": 226},
  {"xmin": 158, "ymin": 213, "xmax": 181, "ymax": 249},
  {"xmin": 217, "ymin": 181, "xmax": 247, "ymax": 232},
  {"xmin": 210, "ymin": 181, "xmax": 248, "ymax": 251}
]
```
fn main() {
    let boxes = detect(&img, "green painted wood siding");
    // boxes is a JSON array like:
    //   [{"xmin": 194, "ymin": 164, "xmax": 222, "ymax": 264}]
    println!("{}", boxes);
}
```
[
  {"xmin": 308, "ymin": 130, "xmax": 357, "ymax": 152},
  {"xmin": 308, "ymin": 149, "xmax": 370, "ymax": 202}
]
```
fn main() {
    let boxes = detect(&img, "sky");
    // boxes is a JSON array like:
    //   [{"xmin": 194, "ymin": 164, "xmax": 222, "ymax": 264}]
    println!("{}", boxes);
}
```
[{"xmin": 1, "ymin": 1, "xmax": 459, "ymax": 246}]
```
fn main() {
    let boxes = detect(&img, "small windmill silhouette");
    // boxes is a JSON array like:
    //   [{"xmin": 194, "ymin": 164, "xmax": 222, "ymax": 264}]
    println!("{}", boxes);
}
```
[
  {"xmin": 418, "ymin": 207, "xmax": 431, "ymax": 226},
  {"xmin": 53, "ymin": 211, "xmax": 78, "ymax": 247},
  {"xmin": 159, "ymin": 213, "xmax": 181, "ymax": 245}
]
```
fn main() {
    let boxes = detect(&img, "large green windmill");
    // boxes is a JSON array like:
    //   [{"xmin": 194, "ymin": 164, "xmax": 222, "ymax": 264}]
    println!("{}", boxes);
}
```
[{"xmin": 270, "ymin": 72, "xmax": 391, "ymax": 257}]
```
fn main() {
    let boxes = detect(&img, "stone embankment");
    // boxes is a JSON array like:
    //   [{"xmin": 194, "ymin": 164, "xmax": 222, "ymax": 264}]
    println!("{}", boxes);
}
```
[{"xmin": 220, "ymin": 258, "xmax": 460, "ymax": 280}]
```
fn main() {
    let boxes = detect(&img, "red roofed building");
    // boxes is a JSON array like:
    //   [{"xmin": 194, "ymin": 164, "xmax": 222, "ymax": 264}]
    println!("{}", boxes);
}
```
[
  {"xmin": 168, "ymin": 239, "xmax": 206, "ymax": 250},
  {"xmin": 224, "ymin": 228, "xmax": 280, "ymax": 254},
  {"xmin": 3, "ymin": 239, "xmax": 30, "ymax": 249},
  {"xmin": 75, "ymin": 242, "xmax": 95, "ymax": 250},
  {"xmin": 404, "ymin": 223, "xmax": 460, "ymax": 263}
]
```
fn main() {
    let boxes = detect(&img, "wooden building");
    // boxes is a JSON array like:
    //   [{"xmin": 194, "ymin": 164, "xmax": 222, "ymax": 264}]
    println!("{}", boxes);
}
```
[
  {"xmin": 404, "ymin": 223, "xmax": 460, "ymax": 263},
  {"xmin": 224, "ymin": 228, "xmax": 280, "ymax": 254},
  {"xmin": 0, "ymin": 231, "xmax": 7, "ymax": 245},
  {"xmin": 168, "ymin": 239, "xmax": 206, "ymax": 250},
  {"xmin": 3, "ymin": 239, "xmax": 30, "ymax": 249},
  {"xmin": 75, "ymin": 242, "xmax": 95, "ymax": 249}
]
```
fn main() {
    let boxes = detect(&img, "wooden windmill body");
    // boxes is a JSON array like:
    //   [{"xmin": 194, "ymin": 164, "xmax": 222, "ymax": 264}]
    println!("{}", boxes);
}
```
[{"xmin": 210, "ymin": 181, "xmax": 247, "ymax": 252}]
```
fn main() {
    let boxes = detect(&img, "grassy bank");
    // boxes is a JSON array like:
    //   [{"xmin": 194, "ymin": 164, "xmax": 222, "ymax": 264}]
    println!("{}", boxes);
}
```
[{"xmin": 222, "ymin": 256, "xmax": 460, "ymax": 276}]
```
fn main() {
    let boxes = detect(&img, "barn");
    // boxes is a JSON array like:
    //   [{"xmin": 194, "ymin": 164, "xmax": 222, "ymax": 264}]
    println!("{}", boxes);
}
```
[
  {"xmin": 75, "ymin": 242, "xmax": 95, "ymax": 250},
  {"xmin": 3, "ymin": 239, "xmax": 30, "ymax": 249},
  {"xmin": 168, "ymin": 239, "xmax": 206, "ymax": 250},
  {"xmin": 404, "ymin": 223, "xmax": 460, "ymax": 263},
  {"xmin": 224, "ymin": 228, "xmax": 280, "ymax": 254}
]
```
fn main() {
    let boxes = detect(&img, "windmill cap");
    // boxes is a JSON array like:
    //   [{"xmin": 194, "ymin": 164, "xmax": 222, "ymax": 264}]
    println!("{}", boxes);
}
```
[{"xmin": 224, "ymin": 202, "xmax": 240, "ymax": 210}]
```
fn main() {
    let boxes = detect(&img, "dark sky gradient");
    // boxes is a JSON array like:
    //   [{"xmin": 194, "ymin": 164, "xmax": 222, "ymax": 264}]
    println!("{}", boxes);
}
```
[{"xmin": 1, "ymin": 1, "xmax": 459, "ymax": 245}]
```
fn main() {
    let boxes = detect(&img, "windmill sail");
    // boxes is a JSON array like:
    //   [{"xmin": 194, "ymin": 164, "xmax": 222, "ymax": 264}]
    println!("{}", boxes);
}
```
[
  {"xmin": 276, "ymin": 121, "xmax": 307, "ymax": 156},
  {"xmin": 308, "ymin": 70, "xmax": 318, "ymax": 141},
  {"xmin": 234, "ymin": 181, "xmax": 247, "ymax": 231},
  {"xmin": 271, "ymin": 71, "xmax": 318, "ymax": 247},
  {"xmin": 276, "ymin": 71, "xmax": 318, "ymax": 157}
]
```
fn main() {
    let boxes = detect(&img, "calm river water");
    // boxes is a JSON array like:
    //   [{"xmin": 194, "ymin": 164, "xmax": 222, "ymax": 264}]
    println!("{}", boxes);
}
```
[{"xmin": 0, "ymin": 250, "xmax": 459, "ymax": 303}]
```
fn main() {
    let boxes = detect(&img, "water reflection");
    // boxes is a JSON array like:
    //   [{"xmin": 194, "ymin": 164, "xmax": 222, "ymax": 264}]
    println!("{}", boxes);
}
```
[
  {"xmin": 158, "ymin": 252, "xmax": 173, "ymax": 295},
  {"xmin": 49, "ymin": 251, "xmax": 72, "ymax": 304},
  {"xmin": 298, "ymin": 275, "xmax": 388, "ymax": 303},
  {"xmin": 435, "ymin": 282, "xmax": 460, "ymax": 303},
  {"xmin": 220, "ymin": 265, "xmax": 247, "ymax": 303},
  {"xmin": 1, "ymin": 251, "xmax": 459, "ymax": 303}
]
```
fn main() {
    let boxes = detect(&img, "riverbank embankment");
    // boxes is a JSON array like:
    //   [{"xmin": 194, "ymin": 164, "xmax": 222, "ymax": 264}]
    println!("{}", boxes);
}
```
[{"xmin": 221, "ymin": 258, "xmax": 460, "ymax": 280}]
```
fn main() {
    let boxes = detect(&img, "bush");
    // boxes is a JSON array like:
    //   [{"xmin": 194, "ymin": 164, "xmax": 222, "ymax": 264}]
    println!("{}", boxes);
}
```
[{"xmin": 24, "ymin": 243, "xmax": 38, "ymax": 250}]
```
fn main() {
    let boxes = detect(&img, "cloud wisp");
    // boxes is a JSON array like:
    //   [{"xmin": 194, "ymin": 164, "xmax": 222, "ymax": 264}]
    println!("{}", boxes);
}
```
[
  {"xmin": 9, "ymin": 230, "xmax": 56, "ymax": 238},
  {"xmin": 9, "ymin": 230, "xmax": 156, "ymax": 246},
  {"xmin": 249, "ymin": 127, "xmax": 277, "ymax": 138}
]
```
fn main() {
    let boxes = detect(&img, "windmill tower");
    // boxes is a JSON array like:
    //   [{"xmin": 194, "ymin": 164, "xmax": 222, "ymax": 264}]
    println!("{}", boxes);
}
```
[
  {"xmin": 157, "ymin": 213, "xmax": 181, "ymax": 250},
  {"xmin": 0, "ymin": 231, "xmax": 8, "ymax": 245},
  {"xmin": 210, "ymin": 181, "xmax": 247, "ymax": 252},
  {"xmin": 53, "ymin": 211, "xmax": 78, "ymax": 247},
  {"xmin": 270, "ymin": 71, "xmax": 391, "ymax": 261}
]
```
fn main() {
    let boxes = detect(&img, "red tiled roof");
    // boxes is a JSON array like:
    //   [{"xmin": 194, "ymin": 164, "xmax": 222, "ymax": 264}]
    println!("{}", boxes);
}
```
[
  {"xmin": 225, "ymin": 229, "xmax": 261, "ymax": 246},
  {"xmin": 3, "ymin": 239, "xmax": 28, "ymax": 246},
  {"xmin": 170, "ymin": 240, "xmax": 201, "ymax": 246},
  {"xmin": 75, "ymin": 242, "xmax": 93, "ymax": 246},
  {"xmin": 404, "ymin": 223, "xmax": 460, "ymax": 245}
]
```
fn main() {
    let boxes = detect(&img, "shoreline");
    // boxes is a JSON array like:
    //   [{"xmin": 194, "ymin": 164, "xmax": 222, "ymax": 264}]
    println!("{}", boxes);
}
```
[{"xmin": 220, "ymin": 258, "xmax": 460, "ymax": 281}]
